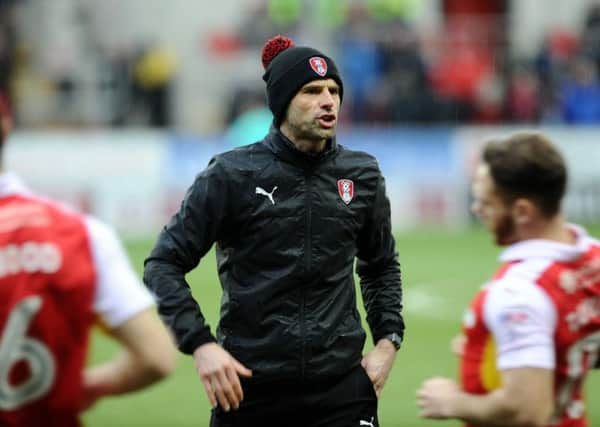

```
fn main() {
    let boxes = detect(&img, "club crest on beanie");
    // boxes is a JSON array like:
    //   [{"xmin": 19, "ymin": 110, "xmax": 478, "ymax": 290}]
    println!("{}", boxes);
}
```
[{"xmin": 261, "ymin": 35, "xmax": 344, "ymax": 126}]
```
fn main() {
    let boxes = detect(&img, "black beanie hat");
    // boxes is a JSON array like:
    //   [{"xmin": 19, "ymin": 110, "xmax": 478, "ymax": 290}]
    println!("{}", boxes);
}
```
[{"xmin": 261, "ymin": 36, "xmax": 344, "ymax": 126}]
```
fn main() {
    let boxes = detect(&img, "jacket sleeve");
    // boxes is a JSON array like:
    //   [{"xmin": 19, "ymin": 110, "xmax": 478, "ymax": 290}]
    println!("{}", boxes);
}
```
[
  {"xmin": 356, "ymin": 170, "xmax": 405, "ymax": 347},
  {"xmin": 143, "ymin": 157, "xmax": 227, "ymax": 354}
]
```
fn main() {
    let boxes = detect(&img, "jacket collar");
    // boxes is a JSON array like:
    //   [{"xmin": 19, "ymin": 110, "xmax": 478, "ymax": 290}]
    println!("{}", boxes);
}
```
[{"xmin": 262, "ymin": 124, "xmax": 339, "ymax": 169}]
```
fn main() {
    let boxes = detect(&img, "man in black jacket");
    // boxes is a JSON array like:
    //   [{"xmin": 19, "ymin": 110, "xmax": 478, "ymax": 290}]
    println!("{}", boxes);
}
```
[{"xmin": 144, "ymin": 35, "xmax": 405, "ymax": 427}]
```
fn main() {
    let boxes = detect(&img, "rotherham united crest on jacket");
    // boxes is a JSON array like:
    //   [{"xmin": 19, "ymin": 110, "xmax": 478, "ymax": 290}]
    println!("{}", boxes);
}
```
[
  {"xmin": 309, "ymin": 57, "xmax": 328, "ymax": 76},
  {"xmin": 337, "ymin": 179, "xmax": 354, "ymax": 204}
]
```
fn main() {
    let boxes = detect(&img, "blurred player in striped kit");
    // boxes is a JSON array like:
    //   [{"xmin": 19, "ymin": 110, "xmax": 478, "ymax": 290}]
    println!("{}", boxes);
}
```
[
  {"xmin": 0, "ymin": 93, "xmax": 176, "ymax": 427},
  {"xmin": 418, "ymin": 133, "xmax": 600, "ymax": 427}
]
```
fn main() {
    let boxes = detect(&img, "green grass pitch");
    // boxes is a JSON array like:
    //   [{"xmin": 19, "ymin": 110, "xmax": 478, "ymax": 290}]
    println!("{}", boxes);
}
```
[{"xmin": 83, "ymin": 225, "xmax": 600, "ymax": 427}]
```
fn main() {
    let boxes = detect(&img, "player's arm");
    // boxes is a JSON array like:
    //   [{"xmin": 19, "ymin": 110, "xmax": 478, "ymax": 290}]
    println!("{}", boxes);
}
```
[
  {"xmin": 419, "ymin": 278, "xmax": 556, "ymax": 425},
  {"xmin": 81, "ymin": 217, "xmax": 176, "ymax": 410},
  {"xmin": 459, "ymin": 277, "xmax": 555, "ymax": 425},
  {"xmin": 418, "ymin": 367, "xmax": 553, "ymax": 426},
  {"xmin": 81, "ymin": 309, "xmax": 176, "ymax": 409}
]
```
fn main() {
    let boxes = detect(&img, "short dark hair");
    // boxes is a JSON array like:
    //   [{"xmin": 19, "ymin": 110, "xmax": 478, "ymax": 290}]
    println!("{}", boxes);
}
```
[{"xmin": 482, "ymin": 133, "xmax": 567, "ymax": 218}]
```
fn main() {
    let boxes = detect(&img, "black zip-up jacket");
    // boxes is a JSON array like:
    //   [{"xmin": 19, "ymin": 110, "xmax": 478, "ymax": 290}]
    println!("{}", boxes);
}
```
[{"xmin": 144, "ymin": 127, "xmax": 404, "ymax": 383}]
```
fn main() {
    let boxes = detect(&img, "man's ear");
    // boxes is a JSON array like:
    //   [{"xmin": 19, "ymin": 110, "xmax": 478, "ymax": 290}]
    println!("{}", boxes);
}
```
[{"xmin": 511, "ymin": 198, "xmax": 537, "ymax": 226}]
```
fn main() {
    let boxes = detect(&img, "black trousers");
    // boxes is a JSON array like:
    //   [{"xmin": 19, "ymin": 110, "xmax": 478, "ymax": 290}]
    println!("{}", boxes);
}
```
[{"xmin": 209, "ymin": 365, "xmax": 379, "ymax": 427}]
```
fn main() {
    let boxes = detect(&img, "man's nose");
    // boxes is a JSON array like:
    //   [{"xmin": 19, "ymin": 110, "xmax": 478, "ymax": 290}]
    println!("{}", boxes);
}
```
[{"xmin": 320, "ymin": 90, "xmax": 335, "ymax": 107}]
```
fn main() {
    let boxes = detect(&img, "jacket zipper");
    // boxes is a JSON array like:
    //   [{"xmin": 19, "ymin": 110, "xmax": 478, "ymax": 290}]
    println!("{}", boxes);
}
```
[
  {"xmin": 304, "ymin": 173, "xmax": 312, "ymax": 275},
  {"xmin": 301, "ymin": 173, "xmax": 312, "ymax": 379}
]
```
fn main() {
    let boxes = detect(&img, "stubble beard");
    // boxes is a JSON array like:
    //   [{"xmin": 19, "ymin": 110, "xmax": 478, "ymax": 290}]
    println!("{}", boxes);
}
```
[
  {"xmin": 289, "ymin": 119, "xmax": 335, "ymax": 144},
  {"xmin": 494, "ymin": 213, "xmax": 517, "ymax": 246}
]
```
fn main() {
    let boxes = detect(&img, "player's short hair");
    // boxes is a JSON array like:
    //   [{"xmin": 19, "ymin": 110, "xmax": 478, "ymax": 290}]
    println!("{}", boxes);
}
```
[{"xmin": 482, "ymin": 132, "xmax": 567, "ymax": 218}]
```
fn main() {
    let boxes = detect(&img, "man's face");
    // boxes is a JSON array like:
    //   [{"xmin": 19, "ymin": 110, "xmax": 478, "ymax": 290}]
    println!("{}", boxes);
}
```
[
  {"xmin": 471, "ymin": 163, "xmax": 517, "ymax": 246},
  {"xmin": 282, "ymin": 78, "xmax": 340, "ymax": 143}
]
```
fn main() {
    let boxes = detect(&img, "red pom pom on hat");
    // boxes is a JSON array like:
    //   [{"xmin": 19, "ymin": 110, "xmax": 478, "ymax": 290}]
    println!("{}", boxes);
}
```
[{"xmin": 261, "ymin": 35, "xmax": 295, "ymax": 70}]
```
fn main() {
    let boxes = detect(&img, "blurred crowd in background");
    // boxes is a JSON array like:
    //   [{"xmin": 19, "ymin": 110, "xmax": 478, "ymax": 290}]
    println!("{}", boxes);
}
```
[
  {"xmin": 228, "ymin": 0, "xmax": 600, "ymax": 129},
  {"xmin": 2, "ymin": 0, "xmax": 600, "ymax": 133}
]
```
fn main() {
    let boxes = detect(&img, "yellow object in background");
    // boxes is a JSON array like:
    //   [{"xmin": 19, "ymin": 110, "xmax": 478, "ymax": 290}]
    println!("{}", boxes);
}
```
[{"xmin": 134, "ymin": 46, "xmax": 177, "ymax": 90}]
